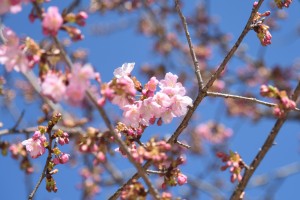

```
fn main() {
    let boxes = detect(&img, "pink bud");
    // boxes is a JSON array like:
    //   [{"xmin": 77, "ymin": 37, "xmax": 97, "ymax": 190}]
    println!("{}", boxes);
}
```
[
  {"xmin": 60, "ymin": 153, "xmax": 70, "ymax": 164},
  {"xmin": 177, "ymin": 173, "xmax": 188, "ymax": 185}
]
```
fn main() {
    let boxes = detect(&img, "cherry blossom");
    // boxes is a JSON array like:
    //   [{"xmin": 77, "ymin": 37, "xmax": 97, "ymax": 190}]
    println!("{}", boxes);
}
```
[
  {"xmin": 41, "ymin": 71, "xmax": 67, "ymax": 102},
  {"xmin": 21, "ymin": 131, "xmax": 47, "ymax": 158},
  {"xmin": 42, "ymin": 6, "xmax": 63, "ymax": 36},
  {"xmin": 0, "ymin": 27, "xmax": 29, "ymax": 72},
  {"xmin": 66, "ymin": 63, "xmax": 96, "ymax": 105},
  {"xmin": 113, "ymin": 62, "xmax": 135, "ymax": 78}
]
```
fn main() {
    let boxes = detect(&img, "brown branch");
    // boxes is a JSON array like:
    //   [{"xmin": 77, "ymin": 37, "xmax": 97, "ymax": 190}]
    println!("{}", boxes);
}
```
[
  {"xmin": 175, "ymin": 0, "xmax": 203, "ymax": 89},
  {"xmin": 230, "ymin": 81, "xmax": 300, "ymax": 200},
  {"xmin": 206, "ymin": 91, "xmax": 300, "ymax": 112}
]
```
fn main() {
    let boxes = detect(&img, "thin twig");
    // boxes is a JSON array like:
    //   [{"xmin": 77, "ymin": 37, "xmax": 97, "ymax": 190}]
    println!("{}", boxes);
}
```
[
  {"xmin": 230, "ymin": 81, "xmax": 300, "ymax": 200},
  {"xmin": 206, "ymin": 91, "xmax": 300, "ymax": 112},
  {"xmin": 11, "ymin": 110, "xmax": 25, "ymax": 130},
  {"xmin": 175, "ymin": 0, "xmax": 203, "ymax": 89}
]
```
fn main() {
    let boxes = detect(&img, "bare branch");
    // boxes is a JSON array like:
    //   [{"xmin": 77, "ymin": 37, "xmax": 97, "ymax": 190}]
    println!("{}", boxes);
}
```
[
  {"xmin": 206, "ymin": 91, "xmax": 300, "ymax": 112},
  {"xmin": 174, "ymin": 0, "xmax": 204, "ymax": 89},
  {"xmin": 230, "ymin": 81, "xmax": 300, "ymax": 200}
]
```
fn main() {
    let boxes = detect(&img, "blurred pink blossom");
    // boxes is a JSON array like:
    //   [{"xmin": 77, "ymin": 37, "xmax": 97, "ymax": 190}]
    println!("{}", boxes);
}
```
[
  {"xmin": 41, "ymin": 71, "xmax": 66, "ymax": 102},
  {"xmin": 21, "ymin": 131, "xmax": 47, "ymax": 158},
  {"xmin": 42, "ymin": 6, "xmax": 63, "ymax": 36}
]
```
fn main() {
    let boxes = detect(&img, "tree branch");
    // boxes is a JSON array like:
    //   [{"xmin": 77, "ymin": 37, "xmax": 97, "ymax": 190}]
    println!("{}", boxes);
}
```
[
  {"xmin": 230, "ymin": 81, "xmax": 300, "ymax": 200},
  {"xmin": 174, "ymin": 0, "xmax": 204, "ymax": 89},
  {"xmin": 206, "ymin": 91, "xmax": 300, "ymax": 112}
]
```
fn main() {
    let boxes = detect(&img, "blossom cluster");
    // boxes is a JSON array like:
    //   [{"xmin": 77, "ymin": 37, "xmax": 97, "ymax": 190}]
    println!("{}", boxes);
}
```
[
  {"xmin": 131, "ymin": 138, "xmax": 171, "ymax": 164},
  {"xmin": 194, "ymin": 121, "xmax": 232, "ymax": 144},
  {"xmin": 161, "ymin": 156, "xmax": 188, "ymax": 188},
  {"xmin": 79, "ymin": 167, "xmax": 102, "ymax": 199},
  {"xmin": 252, "ymin": 10, "xmax": 272, "ymax": 46},
  {"xmin": 102, "ymin": 63, "xmax": 193, "ymax": 133},
  {"xmin": 260, "ymin": 84, "xmax": 296, "ymax": 118},
  {"xmin": 216, "ymin": 151, "xmax": 245, "ymax": 183},
  {"xmin": 77, "ymin": 127, "xmax": 108, "ymax": 166},
  {"xmin": 41, "ymin": 63, "xmax": 97, "ymax": 104}
]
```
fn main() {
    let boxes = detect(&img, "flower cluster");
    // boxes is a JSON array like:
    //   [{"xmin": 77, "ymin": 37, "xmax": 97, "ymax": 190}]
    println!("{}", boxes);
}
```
[
  {"xmin": 121, "ymin": 179, "xmax": 147, "ymax": 200},
  {"xmin": 42, "ymin": 6, "xmax": 63, "ymax": 36},
  {"xmin": 40, "ymin": 63, "xmax": 96, "ymax": 104},
  {"xmin": 260, "ymin": 84, "xmax": 296, "ymax": 118},
  {"xmin": 161, "ymin": 156, "xmax": 188, "ymax": 188},
  {"xmin": 79, "ymin": 167, "xmax": 102, "ymax": 199},
  {"xmin": 0, "ymin": 27, "xmax": 30, "ymax": 72},
  {"xmin": 77, "ymin": 127, "xmax": 108, "ymax": 165},
  {"xmin": 252, "ymin": 10, "xmax": 272, "ymax": 46},
  {"xmin": 39, "ymin": 5, "xmax": 88, "ymax": 40},
  {"xmin": 216, "ymin": 151, "xmax": 245, "ymax": 183},
  {"xmin": 194, "ymin": 121, "xmax": 232, "ymax": 144},
  {"xmin": 131, "ymin": 138, "xmax": 171, "ymax": 164},
  {"xmin": 274, "ymin": 0, "xmax": 292, "ymax": 9},
  {"xmin": 103, "ymin": 63, "xmax": 193, "ymax": 132}
]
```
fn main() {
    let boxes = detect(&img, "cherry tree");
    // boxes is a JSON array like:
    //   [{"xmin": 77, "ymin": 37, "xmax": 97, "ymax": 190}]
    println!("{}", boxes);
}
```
[{"xmin": 0, "ymin": 0, "xmax": 299, "ymax": 199}]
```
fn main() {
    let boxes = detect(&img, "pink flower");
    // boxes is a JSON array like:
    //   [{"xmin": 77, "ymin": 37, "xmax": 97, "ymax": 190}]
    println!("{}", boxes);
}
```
[
  {"xmin": 159, "ymin": 72, "xmax": 186, "ymax": 96},
  {"xmin": 76, "ymin": 11, "xmax": 88, "ymax": 26},
  {"xmin": 42, "ymin": 6, "xmax": 63, "ymax": 36},
  {"xmin": 177, "ymin": 173, "xmax": 188, "ymax": 185},
  {"xmin": 54, "ymin": 153, "xmax": 70, "ymax": 164},
  {"xmin": 0, "ymin": 0, "xmax": 25, "ymax": 15},
  {"xmin": 113, "ymin": 62, "xmax": 135, "ymax": 78},
  {"xmin": 41, "ymin": 72, "xmax": 66, "ymax": 102},
  {"xmin": 170, "ymin": 95, "xmax": 193, "ymax": 117},
  {"xmin": 0, "ymin": 27, "xmax": 29, "ymax": 72},
  {"xmin": 123, "ymin": 102, "xmax": 142, "ymax": 128},
  {"xmin": 110, "ymin": 76, "xmax": 136, "ymax": 108},
  {"xmin": 58, "ymin": 132, "xmax": 69, "ymax": 145},
  {"xmin": 0, "ymin": 46, "xmax": 29, "ymax": 72},
  {"xmin": 195, "ymin": 121, "xmax": 232, "ymax": 144},
  {"xmin": 21, "ymin": 131, "xmax": 46, "ymax": 158},
  {"xmin": 65, "ymin": 63, "xmax": 95, "ymax": 105}
]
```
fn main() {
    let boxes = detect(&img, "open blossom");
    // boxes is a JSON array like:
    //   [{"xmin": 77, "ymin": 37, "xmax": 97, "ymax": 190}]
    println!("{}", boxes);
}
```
[
  {"xmin": 41, "ymin": 71, "xmax": 66, "ymax": 102},
  {"xmin": 0, "ymin": 27, "xmax": 29, "ymax": 72},
  {"xmin": 159, "ymin": 72, "xmax": 186, "ymax": 96},
  {"xmin": 66, "ymin": 63, "xmax": 96, "ymax": 105},
  {"xmin": 22, "ymin": 131, "xmax": 47, "ymax": 158},
  {"xmin": 110, "ymin": 76, "xmax": 136, "ymax": 108},
  {"xmin": 113, "ymin": 62, "xmax": 135, "ymax": 78},
  {"xmin": 42, "ymin": 6, "xmax": 63, "ymax": 36},
  {"xmin": 195, "ymin": 121, "xmax": 232, "ymax": 144}
]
